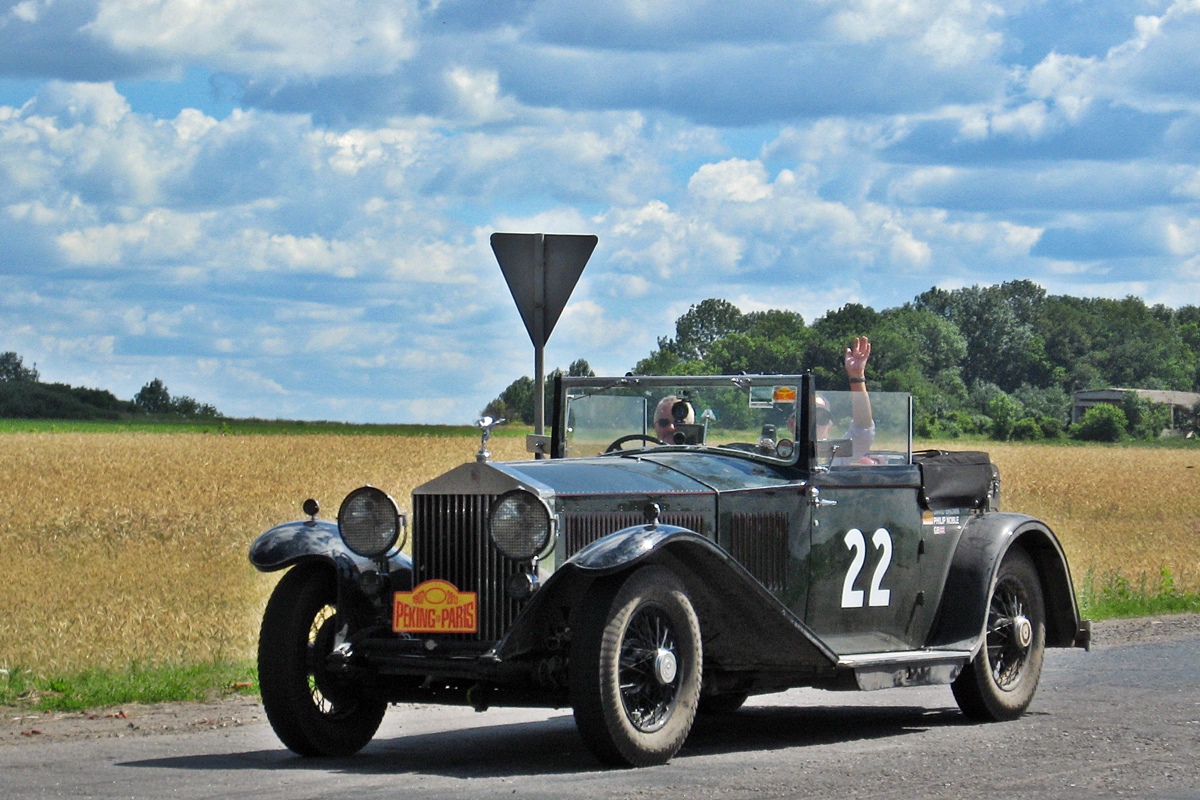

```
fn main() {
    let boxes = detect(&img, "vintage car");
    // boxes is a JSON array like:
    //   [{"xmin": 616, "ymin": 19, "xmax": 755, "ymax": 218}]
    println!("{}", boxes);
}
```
[{"xmin": 249, "ymin": 374, "xmax": 1090, "ymax": 767}]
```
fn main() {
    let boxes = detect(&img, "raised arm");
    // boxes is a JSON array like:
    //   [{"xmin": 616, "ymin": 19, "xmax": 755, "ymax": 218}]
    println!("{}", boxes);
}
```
[{"xmin": 844, "ymin": 336, "xmax": 874, "ymax": 431}]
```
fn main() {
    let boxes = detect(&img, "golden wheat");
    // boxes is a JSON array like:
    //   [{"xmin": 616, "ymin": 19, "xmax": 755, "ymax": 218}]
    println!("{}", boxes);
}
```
[
  {"xmin": 963, "ymin": 442, "xmax": 1200, "ymax": 595},
  {"xmin": 0, "ymin": 432, "xmax": 528, "ymax": 674},
  {"xmin": 1, "ymin": 434, "xmax": 1196, "ymax": 674}
]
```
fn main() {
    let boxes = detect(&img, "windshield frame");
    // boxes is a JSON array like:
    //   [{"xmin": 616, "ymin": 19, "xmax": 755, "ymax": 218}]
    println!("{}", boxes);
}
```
[
  {"xmin": 551, "ymin": 374, "xmax": 914, "ymax": 470},
  {"xmin": 552, "ymin": 374, "xmax": 811, "ymax": 466}
]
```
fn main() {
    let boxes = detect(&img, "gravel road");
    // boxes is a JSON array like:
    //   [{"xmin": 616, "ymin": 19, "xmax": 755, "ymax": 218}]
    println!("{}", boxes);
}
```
[{"xmin": 1, "ymin": 614, "xmax": 1197, "ymax": 799}]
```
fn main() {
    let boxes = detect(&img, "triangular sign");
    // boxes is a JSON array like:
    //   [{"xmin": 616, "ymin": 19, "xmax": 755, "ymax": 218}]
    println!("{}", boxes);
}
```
[{"xmin": 491, "ymin": 233, "xmax": 597, "ymax": 348}]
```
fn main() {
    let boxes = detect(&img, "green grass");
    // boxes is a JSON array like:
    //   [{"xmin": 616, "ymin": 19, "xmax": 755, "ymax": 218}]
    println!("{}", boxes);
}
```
[
  {"xmin": 1077, "ymin": 567, "xmax": 1200, "ymax": 619},
  {"xmin": 0, "ymin": 661, "xmax": 258, "ymax": 713},
  {"xmin": 0, "ymin": 417, "xmax": 531, "ymax": 437}
]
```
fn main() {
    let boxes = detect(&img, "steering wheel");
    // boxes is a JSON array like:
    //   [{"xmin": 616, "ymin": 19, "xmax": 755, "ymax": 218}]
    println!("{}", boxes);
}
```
[{"xmin": 605, "ymin": 433, "xmax": 664, "ymax": 453}]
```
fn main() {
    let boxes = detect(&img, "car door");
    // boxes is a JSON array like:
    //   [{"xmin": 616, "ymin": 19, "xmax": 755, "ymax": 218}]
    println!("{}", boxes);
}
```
[{"xmin": 803, "ymin": 463, "xmax": 927, "ymax": 655}]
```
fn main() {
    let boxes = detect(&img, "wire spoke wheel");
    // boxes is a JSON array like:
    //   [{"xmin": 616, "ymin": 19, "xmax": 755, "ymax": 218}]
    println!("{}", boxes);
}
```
[
  {"xmin": 985, "ymin": 575, "xmax": 1035, "ymax": 690},
  {"xmin": 618, "ymin": 605, "xmax": 680, "ymax": 732},
  {"xmin": 259, "ymin": 565, "xmax": 387, "ymax": 756},
  {"xmin": 305, "ymin": 604, "xmax": 354, "ymax": 718},
  {"xmin": 952, "ymin": 547, "xmax": 1046, "ymax": 722},
  {"xmin": 571, "ymin": 566, "xmax": 702, "ymax": 767}
]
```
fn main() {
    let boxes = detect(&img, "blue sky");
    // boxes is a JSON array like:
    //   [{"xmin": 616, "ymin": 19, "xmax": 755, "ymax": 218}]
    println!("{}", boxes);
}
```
[{"xmin": 2, "ymin": 0, "xmax": 1199, "ymax": 423}]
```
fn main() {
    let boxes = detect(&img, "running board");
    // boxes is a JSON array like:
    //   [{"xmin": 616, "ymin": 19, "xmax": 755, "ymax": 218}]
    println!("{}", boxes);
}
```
[{"xmin": 835, "ymin": 650, "xmax": 972, "ymax": 691}]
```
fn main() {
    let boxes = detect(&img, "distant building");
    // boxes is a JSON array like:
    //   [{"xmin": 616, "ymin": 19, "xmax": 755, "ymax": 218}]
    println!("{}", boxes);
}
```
[{"xmin": 1071, "ymin": 388, "xmax": 1200, "ymax": 431}]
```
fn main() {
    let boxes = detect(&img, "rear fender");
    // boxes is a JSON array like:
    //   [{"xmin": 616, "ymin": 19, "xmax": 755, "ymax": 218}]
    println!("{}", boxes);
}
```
[
  {"xmin": 927, "ymin": 512, "xmax": 1084, "ymax": 653},
  {"xmin": 494, "ymin": 523, "xmax": 838, "ymax": 673}
]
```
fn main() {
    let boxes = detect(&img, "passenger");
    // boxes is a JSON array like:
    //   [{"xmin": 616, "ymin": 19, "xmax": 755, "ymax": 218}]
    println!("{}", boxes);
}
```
[
  {"xmin": 825, "ymin": 335, "xmax": 875, "ymax": 458},
  {"xmin": 792, "ymin": 336, "xmax": 875, "ymax": 462}
]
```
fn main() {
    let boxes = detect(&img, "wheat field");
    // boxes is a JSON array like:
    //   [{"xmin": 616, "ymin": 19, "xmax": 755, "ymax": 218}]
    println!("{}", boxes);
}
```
[
  {"xmin": 1, "ymin": 433, "xmax": 1197, "ymax": 675},
  {"xmin": 0, "ymin": 432, "xmax": 529, "ymax": 674},
  {"xmin": 970, "ymin": 442, "xmax": 1200, "ymax": 597}
]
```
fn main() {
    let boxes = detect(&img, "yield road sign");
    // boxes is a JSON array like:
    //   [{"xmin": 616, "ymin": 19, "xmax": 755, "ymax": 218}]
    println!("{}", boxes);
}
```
[{"xmin": 491, "ymin": 232, "xmax": 597, "ymax": 348}]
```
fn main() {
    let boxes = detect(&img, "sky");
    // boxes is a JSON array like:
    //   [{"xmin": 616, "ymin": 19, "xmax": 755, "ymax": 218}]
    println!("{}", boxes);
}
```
[{"xmin": 2, "ymin": 0, "xmax": 1199, "ymax": 424}]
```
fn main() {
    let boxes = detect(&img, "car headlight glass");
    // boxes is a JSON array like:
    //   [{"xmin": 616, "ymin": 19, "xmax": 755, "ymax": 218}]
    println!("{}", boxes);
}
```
[
  {"xmin": 338, "ymin": 486, "xmax": 403, "ymax": 558},
  {"xmin": 488, "ymin": 490, "xmax": 553, "ymax": 561}
]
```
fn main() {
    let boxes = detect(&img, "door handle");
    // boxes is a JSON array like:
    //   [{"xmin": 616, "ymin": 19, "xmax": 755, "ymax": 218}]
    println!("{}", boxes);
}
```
[{"xmin": 810, "ymin": 487, "xmax": 837, "ymax": 507}]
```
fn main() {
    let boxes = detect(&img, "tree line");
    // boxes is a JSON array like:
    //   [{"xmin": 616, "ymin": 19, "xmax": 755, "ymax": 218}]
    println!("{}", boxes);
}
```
[
  {"xmin": 0, "ymin": 353, "xmax": 220, "ymax": 420},
  {"xmin": 489, "ymin": 281, "xmax": 1200, "ymax": 442}
]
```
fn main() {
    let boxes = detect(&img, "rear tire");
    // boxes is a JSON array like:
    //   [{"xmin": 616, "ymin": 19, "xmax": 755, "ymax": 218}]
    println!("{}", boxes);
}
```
[
  {"xmin": 570, "ymin": 566, "xmax": 702, "ymax": 767},
  {"xmin": 258, "ymin": 565, "xmax": 387, "ymax": 756},
  {"xmin": 952, "ymin": 547, "xmax": 1046, "ymax": 721}
]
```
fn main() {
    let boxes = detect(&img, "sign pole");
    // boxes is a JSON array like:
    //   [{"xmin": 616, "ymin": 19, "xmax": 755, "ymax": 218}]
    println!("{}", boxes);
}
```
[{"xmin": 532, "ymin": 234, "xmax": 546, "ymax": 436}]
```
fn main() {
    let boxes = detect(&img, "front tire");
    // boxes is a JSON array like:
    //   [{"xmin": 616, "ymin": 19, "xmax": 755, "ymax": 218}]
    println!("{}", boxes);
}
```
[
  {"xmin": 258, "ymin": 564, "xmax": 387, "ymax": 756},
  {"xmin": 952, "ymin": 547, "xmax": 1046, "ymax": 721},
  {"xmin": 570, "ymin": 566, "xmax": 702, "ymax": 767}
]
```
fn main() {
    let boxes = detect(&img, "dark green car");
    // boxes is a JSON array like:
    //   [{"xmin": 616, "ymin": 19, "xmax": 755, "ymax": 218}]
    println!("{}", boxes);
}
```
[{"xmin": 249, "ymin": 373, "xmax": 1089, "ymax": 768}]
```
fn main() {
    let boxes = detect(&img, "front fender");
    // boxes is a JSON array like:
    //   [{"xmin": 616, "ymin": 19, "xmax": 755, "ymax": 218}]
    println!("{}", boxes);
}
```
[
  {"xmin": 494, "ymin": 523, "xmax": 839, "ymax": 674},
  {"xmin": 248, "ymin": 519, "xmax": 413, "ymax": 578},
  {"xmin": 927, "ymin": 512, "xmax": 1084, "ymax": 653}
]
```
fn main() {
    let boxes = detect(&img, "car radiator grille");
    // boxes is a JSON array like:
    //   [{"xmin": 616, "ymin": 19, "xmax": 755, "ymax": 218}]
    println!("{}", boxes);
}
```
[{"xmin": 412, "ymin": 494, "xmax": 524, "ymax": 643}]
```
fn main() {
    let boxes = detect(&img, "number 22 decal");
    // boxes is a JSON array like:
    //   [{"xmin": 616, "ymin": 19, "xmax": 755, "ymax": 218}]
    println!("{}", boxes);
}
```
[{"xmin": 841, "ymin": 528, "xmax": 893, "ymax": 608}]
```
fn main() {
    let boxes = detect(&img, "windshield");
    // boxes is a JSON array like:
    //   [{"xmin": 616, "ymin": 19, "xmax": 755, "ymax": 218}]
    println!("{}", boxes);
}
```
[
  {"xmin": 813, "ymin": 390, "xmax": 912, "ymax": 466},
  {"xmin": 559, "ymin": 375, "xmax": 800, "ymax": 461},
  {"xmin": 555, "ymin": 375, "xmax": 911, "ymax": 467}
]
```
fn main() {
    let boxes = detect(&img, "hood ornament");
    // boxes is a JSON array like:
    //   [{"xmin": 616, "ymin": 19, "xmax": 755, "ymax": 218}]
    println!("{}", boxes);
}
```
[{"xmin": 475, "ymin": 416, "xmax": 506, "ymax": 462}]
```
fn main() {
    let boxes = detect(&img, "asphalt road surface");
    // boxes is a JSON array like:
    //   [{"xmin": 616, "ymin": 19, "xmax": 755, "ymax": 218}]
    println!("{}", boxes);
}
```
[{"xmin": 3, "ymin": 615, "xmax": 1198, "ymax": 799}]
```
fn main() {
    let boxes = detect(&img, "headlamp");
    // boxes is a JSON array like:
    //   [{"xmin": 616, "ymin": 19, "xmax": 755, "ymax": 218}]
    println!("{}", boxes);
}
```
[
  {"xmin": 488, "ymin": 490, "xmax": 554, "ymax": 561},
  {"xmin": 337, "ymin": 486, "xmax": 405, "ymax": 559}
]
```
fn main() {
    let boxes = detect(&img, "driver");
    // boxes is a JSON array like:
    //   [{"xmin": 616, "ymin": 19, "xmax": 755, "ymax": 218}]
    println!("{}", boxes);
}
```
[{"xmin": 653, "ymin": 395, "xmax": 695, "ymax": 445}]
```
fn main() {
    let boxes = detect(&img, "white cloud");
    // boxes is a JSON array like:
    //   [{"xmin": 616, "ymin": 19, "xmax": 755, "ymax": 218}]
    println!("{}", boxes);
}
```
[
  {"xmin": 87, "ymin": 0, "xmax": 418, "ymax": 77},
  {"xmin": 445, "ymin": 66, "xmax": 517, "ymax": 124},
  {"xmin": 9, "ymin": 1, "xmax": 43, "ymax": 24},
  {"xmin": 688, "ymin": 159, "xmax": 772, "ymax": 203},
  {"xmin": 605, "ymin": 200, "xmax": 743, "ymax": 280},
  {"xmin": 27, "ymin": 81, "xmax": 130, "ymax": 129},
  {"xmin": 1166, "ymin": 218, "xmax": 1200, "ymax": 256},
  {"xmin": 57, "ymin": 209, "xmax": 209, "ymax": 265},
  {"xmin": 829, "ymin": 0, "xmax": 1003, "ymax": 65},
  {"xmin": 322, "ymin": 126, "xmax": 427, "ymax": 176}
]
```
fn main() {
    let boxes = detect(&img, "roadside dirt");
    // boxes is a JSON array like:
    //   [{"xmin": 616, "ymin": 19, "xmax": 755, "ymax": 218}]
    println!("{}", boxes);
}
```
[
  {"xmin": 3, "ymin": 613, "xmax": 1198, "ymax": 746},
  {"xmin": 1, "ymin": 697, "xmax": 266, "ymax": 745}
]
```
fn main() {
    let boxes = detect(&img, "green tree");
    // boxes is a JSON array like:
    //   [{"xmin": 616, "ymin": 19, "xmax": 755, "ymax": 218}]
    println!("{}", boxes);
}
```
[
  {"xmin": 914, "ymin": 281, "xmax": 1052, "ymax": 392},
  {"xmin": 485, "ymin": 361, "xmax": 594, "ymax": 425},
  {"xmin": 486, "ymin": 376, "xmax": 535, "ymax": 425},
  {"xmin": 987, "ymin": 392, "xmax": 1023, "ymax": 441},
  {"xmin": 1072, "ymin": 404, "xmax": 1127, "ymax": 442},
  {"xmin": 807, "ymin": 303, "xmax": 881, "ymax": 387},
  {"xmin": 706, "ymin": 313, "xmax": 809, "ymax": 375},
  {"xmin": 1121, "ymin": 394, "xmax": 1170, "ymax": 440},
  {"xmin": 170, "ymin": 395, "xmax": 221, "ymax": 419},
  {"xmin": 0, "ymin": 351, "xmax": 39, "ymax": 382},
  {"xmin": 1043, "ymin": 295, "xmax": 1194, "ymax": 392},
  {"xmin": 567, "ymin": 359, "xmax": 595, "ymax": 377},
  {"xmin": 134, "ymin": 378, "xmax": 173, "ymax": 414},
  {"xmin": 669, "ymin": 299, "xmax": 747, "ymax": 363},
  {"xmin": 1010, "ymin": 418, "xmax": 1044, "ymax": 441},
  {"xmin": 632, "ymin": 299, "xmax": 749, "ymax": 376}
]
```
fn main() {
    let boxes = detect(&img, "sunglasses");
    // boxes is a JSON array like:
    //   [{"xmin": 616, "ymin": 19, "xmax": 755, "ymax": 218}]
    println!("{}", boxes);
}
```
[
  {"xmin": 655, "ymin": 418, "xmax": 673, "ymax": 428},
  {"xmin": 815, "ymin": 408, "xmax": 832, "ymax": 426}
]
